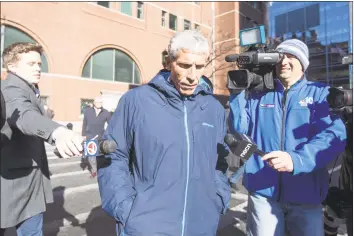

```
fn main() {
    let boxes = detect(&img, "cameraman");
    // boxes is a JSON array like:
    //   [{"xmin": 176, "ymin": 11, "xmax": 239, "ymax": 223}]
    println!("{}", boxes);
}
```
[{"xmin": 229, "ymin": 39, "xmax": 347, "ymax": 236}]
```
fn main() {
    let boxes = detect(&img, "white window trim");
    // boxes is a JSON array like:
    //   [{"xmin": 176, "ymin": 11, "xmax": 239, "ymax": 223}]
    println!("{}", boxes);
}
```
[
  {"xmin": 88, "ymin": 2, "xmax": 145, "ymax": 22},
  {"xmin": 147, "ymin": 2, "xmax": 211, "ymax": 30},
  {"xmin": 85, "ymin": 49, "xmax": 140, "ymax": 85}
]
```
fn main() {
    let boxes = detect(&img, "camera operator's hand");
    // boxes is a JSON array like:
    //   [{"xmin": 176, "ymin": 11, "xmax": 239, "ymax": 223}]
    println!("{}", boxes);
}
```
[
  {"xmin": 51, "ymin": 127, "xmax": 84, "ymax": 159},
  {"xmin": 261, "ymin": 151, "xmax": 294, "ymax": 172}
]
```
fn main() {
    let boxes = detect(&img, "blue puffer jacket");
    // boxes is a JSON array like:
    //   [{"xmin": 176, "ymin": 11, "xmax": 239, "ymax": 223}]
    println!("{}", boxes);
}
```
[
  {"xmin": 229, "ymin": 78, "xmax": 347, "ymax": 204},
  {"xmin": 98, "ymin": 71, "xmax": 231, "ymax": 236}
]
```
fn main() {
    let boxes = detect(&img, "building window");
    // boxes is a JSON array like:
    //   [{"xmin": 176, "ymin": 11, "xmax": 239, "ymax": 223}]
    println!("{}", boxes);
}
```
[
  {"xmin": 194, "ymin": 23, "xmax": 200, "ymax": 30},
  {"xmin": 82, "ymin": 48, "xmax": 141, "ymax": 84},
  {"xmin": 137, "ymin": 2, "xmax": 144, "ymax": 19},
  {"xmin": 0, "ymin": 25, "xmax": 49, "ymax": 72},
  {"xmin": 169, "ymin": 14, "xmax": 177, "ymax": 31},
  {"xmin": 184, "ymin": 20, "xmax": 191, "ymax": 30},
  {"xmin": 81, "ymin": 99, "xmax": 94, "ymax": 114},
  {"xmin": 253, "ymin": 2, "xmax": 258, "ymax": 9},
  {"xmin": 120, "ymin": 2, "xmax": 132, "ymax": 16},
  {"xmin": 97, "ymin": 1, "xmax": 110, "ymax": 8},
  {"xmin": 161, "ymin": 11, "xmax": 167, "ymax": 27}
]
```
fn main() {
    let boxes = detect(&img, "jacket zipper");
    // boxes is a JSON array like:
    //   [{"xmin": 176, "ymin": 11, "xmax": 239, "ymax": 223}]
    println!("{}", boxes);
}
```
[
  {"xmin": 278, "ymin": 89, "xmax": 288, "ymax": 202},
  {"xmin": 181, "ymin": 99, "xmax": 190, "ymax": 236}
]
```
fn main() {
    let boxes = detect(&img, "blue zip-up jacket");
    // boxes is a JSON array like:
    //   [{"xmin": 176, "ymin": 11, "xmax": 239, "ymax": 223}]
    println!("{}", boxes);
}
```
[
  {"xmin": 98, "ymin": 71, "xmax": 231, "ymax": 236},
  {"xmin": 229, "ymin": 77, "xmax": 346, "ymax": 204}
]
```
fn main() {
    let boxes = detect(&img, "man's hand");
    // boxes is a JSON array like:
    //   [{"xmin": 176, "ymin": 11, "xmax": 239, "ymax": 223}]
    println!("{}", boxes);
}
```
[
  {"xmin": 261, "ymin": 151, "xmax": 294, "ymax": 172},
  {"xmin": 52, "ymin": 127, "xmax": 84, "ymax": 159}
]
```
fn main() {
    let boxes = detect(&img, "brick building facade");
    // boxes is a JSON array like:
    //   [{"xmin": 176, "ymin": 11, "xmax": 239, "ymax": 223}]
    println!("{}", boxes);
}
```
[{"xmin": 1, "ymin": 1, "xmax": 267, "ymax": 122}]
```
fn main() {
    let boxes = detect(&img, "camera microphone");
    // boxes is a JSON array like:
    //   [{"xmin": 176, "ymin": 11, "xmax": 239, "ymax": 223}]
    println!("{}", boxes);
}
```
[{"xmin": 225, "ymin": 54, "xmax": 239, "ymax": 62}]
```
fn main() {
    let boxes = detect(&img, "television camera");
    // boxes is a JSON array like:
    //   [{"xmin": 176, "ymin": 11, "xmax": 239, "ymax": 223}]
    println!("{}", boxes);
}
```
[
  {"xmin": 226, "ymin": 25, "xmax": 282, "ymax": 93},
  {"xmin": 327, "ymin": 53, "xmax": 353, "ymax": 110}
]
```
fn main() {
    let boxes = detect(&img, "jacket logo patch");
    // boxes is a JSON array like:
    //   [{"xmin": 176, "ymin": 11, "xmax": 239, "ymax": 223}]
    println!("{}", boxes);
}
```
[
  {"xmin": 260, "ymin": 104, "xmax": 275, "ymax": 108},
  {"xmin": 202, "ymin": 122, "xmax": 214, "ymax": 128},
  {"xmin": 299, "ymin": 97, "xmax": 313, "ymax": 107}
]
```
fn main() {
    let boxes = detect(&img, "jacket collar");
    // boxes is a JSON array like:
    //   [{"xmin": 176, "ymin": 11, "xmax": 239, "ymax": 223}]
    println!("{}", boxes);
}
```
[
  {"xmin": 6, "ymin": 72, "xmax": 39, "ymax": 96},
  {"xmin": 148, "ymin": 71, "xmax": 211, "ymax": 101},
  {"xmin": 275, "ymin": 75, "xmax": 307, "ymax": 92}
]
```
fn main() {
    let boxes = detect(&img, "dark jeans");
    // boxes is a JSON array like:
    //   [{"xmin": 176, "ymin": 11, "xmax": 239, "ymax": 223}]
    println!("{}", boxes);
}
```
[{"xmin": 0, "ymin": 213, "xmax": 43, "ymax": 236}]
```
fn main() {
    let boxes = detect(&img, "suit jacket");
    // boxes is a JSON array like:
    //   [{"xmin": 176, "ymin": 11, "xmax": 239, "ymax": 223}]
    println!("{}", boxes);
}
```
[
  {"xmin": 0, "ymin": 90, "xmax": 5, "ymax": 130},
  {"xmin": 0, "ymin": 72, "xmax": 62, "ymax": 228}
]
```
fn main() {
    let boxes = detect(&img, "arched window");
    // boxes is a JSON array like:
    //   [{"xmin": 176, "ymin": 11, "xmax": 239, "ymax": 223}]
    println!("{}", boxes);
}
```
[
  {"xmin": 0, "ymin": 25, "xmax": 49, "ymax": 72},
  {"xmin": 82, "ymin": 48, "xmax": 141, "ymax": 84}
]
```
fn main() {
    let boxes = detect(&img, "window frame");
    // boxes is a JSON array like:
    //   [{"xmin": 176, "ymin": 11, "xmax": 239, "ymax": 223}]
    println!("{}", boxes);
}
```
[
  {"xmin": 184, "ymin": 19, "xmax": 191, "ymax": 30},
  {"xmin": 82, "ymin": 48, "xmax": 141, "ymax": 85},
  {"xmin": 80, "ymin": 98, "xmax": 94, "ymax": 115},
  {"xmin": 137, "ymin": 1, "xmax": 144, "ymax": 19},
  {"xmin": 0, "ymin": 24, "xmax": 49, "ymax": 72},
  {"xmin": 161, "ymin": 11, "xmax": 167, "ymax": 27},
  {"xmin": 169, "ymin": 13, "xmax": 178, "ymax": 31}
]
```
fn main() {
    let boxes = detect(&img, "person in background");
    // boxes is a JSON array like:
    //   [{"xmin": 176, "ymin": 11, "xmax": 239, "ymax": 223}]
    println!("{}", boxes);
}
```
[{"xmin": 81, "ymin": 96, "xmax": 111, "ymax": 178}]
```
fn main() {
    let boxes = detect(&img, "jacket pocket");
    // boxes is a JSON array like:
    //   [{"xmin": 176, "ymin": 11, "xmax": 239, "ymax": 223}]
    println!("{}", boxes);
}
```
[{"xmin": 124, "ymin": 181, "xmax": 154, "ymax": 227}]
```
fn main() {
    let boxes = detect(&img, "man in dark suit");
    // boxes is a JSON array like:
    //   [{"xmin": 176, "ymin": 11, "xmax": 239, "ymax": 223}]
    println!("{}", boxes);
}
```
[
  {"xmin": 81, "ymin": 96, "xmax": 111, "ymax": 178},
  {"xmin": 0, "ymin": 42, "xmax": 84, "ymax": 235}
]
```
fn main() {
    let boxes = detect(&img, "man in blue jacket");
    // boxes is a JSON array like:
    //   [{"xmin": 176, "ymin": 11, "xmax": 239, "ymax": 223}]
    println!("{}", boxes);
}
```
[
  {"xmin": 229, "ymin": 39, "xmax": 347, "ymax": 236},
  {"xmin": 98, "ymin": 30, "xmax": 231, "ymax": 236}
]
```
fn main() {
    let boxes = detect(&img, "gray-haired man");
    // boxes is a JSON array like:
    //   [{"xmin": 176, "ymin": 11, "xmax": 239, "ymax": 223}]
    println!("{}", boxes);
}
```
[{"xmin": 98, "ymin": 30, "xmax": 231, "ymax": 236}]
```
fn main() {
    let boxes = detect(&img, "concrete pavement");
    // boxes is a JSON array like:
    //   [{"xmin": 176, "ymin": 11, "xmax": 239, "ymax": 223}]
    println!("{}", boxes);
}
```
[
  {"xmin": 4, "ymin": 143, "xmax": 249, "ymax": 236},
  {"xmin": 5, "ymin": 142, "xmax": 348, "ymax": 236}
]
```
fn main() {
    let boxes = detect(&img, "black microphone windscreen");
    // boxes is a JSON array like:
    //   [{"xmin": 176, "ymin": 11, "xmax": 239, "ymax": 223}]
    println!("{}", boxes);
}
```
[
  {"xmin": 224, "ymin": 134, "xmax": 237, "ymax": 146},
  {"xmin": 101, "ymin": 140, "xmax": 117, "ymax": 154}
]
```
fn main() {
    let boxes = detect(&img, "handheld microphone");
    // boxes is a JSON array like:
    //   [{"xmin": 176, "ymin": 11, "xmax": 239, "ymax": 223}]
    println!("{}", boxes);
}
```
[
  {"xmin": 83, "ymin": 139, "xmax": 117, "ymax": 157},
  {"xmin": 224, "ymin": 133, "xmax": 266, "ymax": 159},
  {"xmin": 224, "ymin": 133, "xmax": 267, "ymax": 183}
]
